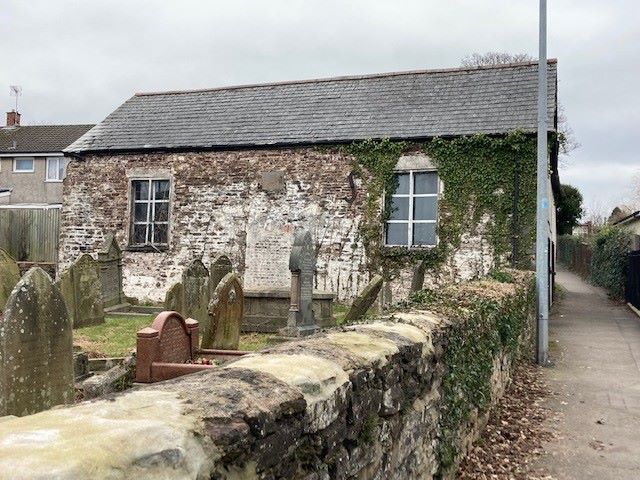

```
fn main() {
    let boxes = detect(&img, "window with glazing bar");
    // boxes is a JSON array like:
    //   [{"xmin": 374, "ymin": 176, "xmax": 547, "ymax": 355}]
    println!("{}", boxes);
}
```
[
  {"xmin": 385, "ymin": 171, "xmax": 438, "ymax": 247},
  {"xmin": 130, "ymin": 179, "xmax": 170, "ymax": 247}
]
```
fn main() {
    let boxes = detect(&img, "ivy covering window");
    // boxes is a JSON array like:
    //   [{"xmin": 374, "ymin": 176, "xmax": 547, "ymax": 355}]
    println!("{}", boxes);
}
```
[
  {"xmin": 385, "ymin": 171, "xmax": 438, "ymax": 247},
  {"xmin": 130, "ymin": 179, "xmax": 170, "ymax": 247},
  {"xmin": 46, "ymin": 157, "xmax": 66, "ymax": 181}
]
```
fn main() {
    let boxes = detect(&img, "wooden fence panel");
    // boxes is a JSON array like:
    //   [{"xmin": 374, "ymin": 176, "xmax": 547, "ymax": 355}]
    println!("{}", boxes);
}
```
[{"xmin": 0, "ymin": 207, "xmax": 60, "ymax": 265}]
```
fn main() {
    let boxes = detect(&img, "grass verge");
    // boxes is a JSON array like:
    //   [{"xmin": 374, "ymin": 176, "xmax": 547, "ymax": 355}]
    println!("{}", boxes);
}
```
[{"xmin": 74, "ymin": 314, "xmax": 276, "ymax": 358}]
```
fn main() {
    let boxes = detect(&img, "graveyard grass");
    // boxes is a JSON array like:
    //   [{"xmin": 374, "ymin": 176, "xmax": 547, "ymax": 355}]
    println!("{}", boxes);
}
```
[{"xmin": 73, "ymin": 314, "xmax": 279, "ymax": 358}]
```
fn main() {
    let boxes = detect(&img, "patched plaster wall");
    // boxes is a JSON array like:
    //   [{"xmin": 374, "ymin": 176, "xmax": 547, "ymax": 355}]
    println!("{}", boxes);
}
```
[{"xmin": 59, "ymin": 147, "xmax": 495, "ymax": 303}]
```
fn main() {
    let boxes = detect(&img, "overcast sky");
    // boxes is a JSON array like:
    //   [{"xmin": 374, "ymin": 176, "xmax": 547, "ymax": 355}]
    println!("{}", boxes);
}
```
[{"xmin": 1, "ymin": 0, "xmax": 638, "ymax": 215}]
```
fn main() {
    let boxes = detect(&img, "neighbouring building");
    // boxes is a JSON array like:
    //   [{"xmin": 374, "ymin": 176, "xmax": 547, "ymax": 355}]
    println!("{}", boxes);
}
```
[
  {"xmin": 572, "ymin": 221, "xmax": 595, "ymax": 238},
  {"xmin": 610, "ymin": 206, "xmax": 640, "ymax": 249},
  {"xmin": 62, "ymin": 61, "xmax": 560, "ymax": 303},
  {"xmin": 0, "ymin": 111, "xmax": 93, "ymax": 270},
  {"xmin": 0, "ymin": 111, "xmax": 93, "ymax": 205}
]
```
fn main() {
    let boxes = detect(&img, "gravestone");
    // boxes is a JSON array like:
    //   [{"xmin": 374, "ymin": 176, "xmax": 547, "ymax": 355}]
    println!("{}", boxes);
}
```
[
  {"xmin": 97, "ymin": 234, "xmax": 125, "ymax": 307},
  {"xmin": 136, "ymin": 311, "xmax": 201, "ymax": 383},
  {"xmin": 0, "ymin": 249, "xmax": 20, "ymax": 310},
  {"xmin": 209, "ymin": 254, "xmax": 232, "ymax": 298},
  {"xmin": 0, "ymin": 267, "xmax": 74, "ymax": 417},
  {"xmin": 343, "ymin": 274, "xmax": 384, "ymax": 324},
  {"xmin": 203, "ymin": 273, "xmax": 243, "ymax": 350},
  {"xmin": 182, "ymin": 259, "xmax": 210, "ymax": 340},
  {"xmin": 57, "ymin": 254, "xmax": 105, "ymax": 328},
  {"xmin": 164, "ymin": 281, "xmax": 185, "ymax": 314},
  {"xmin": 283, "ymin": 230, "xmax": 318, "ymax": 336}
]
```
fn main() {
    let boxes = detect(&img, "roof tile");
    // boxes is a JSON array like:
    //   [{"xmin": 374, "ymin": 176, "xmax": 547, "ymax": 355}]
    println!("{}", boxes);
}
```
[{"xmin": 67, "ymin": 61, "xmax": 557, "ymax": 153}]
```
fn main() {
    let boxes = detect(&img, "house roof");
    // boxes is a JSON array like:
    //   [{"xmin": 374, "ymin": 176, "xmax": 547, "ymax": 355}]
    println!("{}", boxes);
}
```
[
  {"xmin": 66, "ymin": 60, "xmax": 558, "ymax": 154},
  {"xmin": 0, "ymin": 124, "xmax": 94, "ymax": 154},
  {"xmin": 613, "ymin": 210, "xmax": 640, "ymax": 226}
]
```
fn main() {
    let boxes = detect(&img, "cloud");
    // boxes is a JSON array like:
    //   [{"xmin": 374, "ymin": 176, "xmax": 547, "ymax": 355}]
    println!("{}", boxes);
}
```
[{"xmin": 1, "ymin": 0, "xmax": 637, "ymax": 211}]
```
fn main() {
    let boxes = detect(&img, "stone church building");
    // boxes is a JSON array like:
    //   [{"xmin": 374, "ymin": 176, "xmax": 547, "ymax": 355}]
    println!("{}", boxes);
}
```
[{"xmin": 62, "ymin": 60, "xmax": 559, "ymax": 303}]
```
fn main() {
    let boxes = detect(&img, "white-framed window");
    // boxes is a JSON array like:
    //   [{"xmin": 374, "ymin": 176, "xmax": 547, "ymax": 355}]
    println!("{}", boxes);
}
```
[
  {"xmin": 385, "ymin": 170, "xmax": 438, "ymax": 247},
  {"xmin": 13, "ymin": 157, "xmax": 34, "ymax": 173},
  {"xmin": 130, "ymin": 179, "xmax": 170, "ymax": 247},
  {"xmin": 46, "ymin": 157, "xmax": 66, "ymax": 181}
]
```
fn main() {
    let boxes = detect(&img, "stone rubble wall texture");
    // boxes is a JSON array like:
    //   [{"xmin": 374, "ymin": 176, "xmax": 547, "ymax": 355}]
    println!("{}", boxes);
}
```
[
  {"xmin": 0, "ymin": 275, "xmax": 533, "ymax": 479},
  {"xmin": 59, "ymin": 148, "xmax": 495, "ymax": 304}
]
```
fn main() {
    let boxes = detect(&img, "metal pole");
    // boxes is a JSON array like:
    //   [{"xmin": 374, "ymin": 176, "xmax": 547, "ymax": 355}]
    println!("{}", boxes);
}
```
[{"xmin": 536, "ymin": 0, "xmax": 549, "ymax": 365}]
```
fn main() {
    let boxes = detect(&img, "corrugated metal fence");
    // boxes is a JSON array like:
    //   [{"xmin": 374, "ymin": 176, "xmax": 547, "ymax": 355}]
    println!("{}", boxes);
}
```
[{"xmin": 0, "ymin": 206, "xmax": 60, "ymax": 265}]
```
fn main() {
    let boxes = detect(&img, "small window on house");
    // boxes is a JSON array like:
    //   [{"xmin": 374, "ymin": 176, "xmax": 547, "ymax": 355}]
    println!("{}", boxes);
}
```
[
  {"xmin": 13, "ymin": 157, "xmax": 34, "ymax": 173},
  {"xmin": 130, "ymin": 179, "xmax": 170, "ymax": 248},
  {"xmin": 385, "ymin": 171, "xmax": 438, "ymax": 247},
  {"xmin": 46, "ymin": 157, "xmax": 66, "ymax": 181}
]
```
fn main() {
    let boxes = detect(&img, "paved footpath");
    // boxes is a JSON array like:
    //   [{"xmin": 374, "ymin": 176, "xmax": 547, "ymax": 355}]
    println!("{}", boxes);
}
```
[{"xmin": 535, "ymin": 269, "xmax": 640, "ymax": 479}]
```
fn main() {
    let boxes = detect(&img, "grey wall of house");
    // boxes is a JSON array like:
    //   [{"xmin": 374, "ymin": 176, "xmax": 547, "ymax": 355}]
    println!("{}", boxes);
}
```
[{"xmin": 0, "ymin": 156, "xmax": 64, "ymax": 204}]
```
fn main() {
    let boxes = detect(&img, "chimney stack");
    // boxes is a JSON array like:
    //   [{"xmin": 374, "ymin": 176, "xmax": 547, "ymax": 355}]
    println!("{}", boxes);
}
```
[{"xmin": 6, "ymin": 110, "xmax": 20, "ymax": 127}]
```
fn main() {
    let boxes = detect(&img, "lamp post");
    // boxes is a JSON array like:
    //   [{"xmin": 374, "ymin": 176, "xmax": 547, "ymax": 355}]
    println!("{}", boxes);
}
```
[{"xmin": 536, "ymin": 0, "xmax": 550, "ymax": 365}]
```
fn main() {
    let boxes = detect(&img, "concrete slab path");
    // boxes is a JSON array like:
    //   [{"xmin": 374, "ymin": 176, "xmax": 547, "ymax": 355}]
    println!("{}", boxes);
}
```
[{"xmin": 535, "ymin": 268, "xmax": 640, "ymax": 479}]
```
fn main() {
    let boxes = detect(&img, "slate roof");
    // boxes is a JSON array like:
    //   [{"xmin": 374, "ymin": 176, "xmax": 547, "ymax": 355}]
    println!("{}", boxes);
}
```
[
  {"xmin": 0, "ymin": 125, "xmax": 94, "ymax": 154},
  {"xmin": 66, "ymin": 60, "xmax": 557, "ymax": 154}
]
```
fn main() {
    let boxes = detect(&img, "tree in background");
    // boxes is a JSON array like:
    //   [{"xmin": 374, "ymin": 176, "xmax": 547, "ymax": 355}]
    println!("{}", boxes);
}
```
[
  {"xmin": 461, "ymin": 52, "xmax": 579, "ymax": 156},
  {"xmin": 461, "ymin": 52, "xmax": 535, "ymax": 66},
  {"xmin": 556, "ymin": 184, "xmax": 584, "ymax": 235}
]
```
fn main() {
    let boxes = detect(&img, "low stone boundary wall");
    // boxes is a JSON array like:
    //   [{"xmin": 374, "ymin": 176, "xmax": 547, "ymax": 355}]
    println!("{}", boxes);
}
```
[{"xmin": 0, "ymin": 272, "xmax": 534, "ymax": 479}]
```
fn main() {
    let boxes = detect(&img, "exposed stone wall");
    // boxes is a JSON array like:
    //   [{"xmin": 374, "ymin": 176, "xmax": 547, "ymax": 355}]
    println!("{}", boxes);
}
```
[
  {"xmin": 0, "ymin": 274, "xmax": 534, "ymax": 479},
  {"xmin": 60, "ymin": 147, "xmax": 496, "ymax": 303}
]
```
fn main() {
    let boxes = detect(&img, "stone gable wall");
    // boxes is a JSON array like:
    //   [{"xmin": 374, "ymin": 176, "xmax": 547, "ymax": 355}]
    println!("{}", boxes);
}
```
[{"xmin": 60, "ymin": 147, "xmax": 495, "ymax": 302}]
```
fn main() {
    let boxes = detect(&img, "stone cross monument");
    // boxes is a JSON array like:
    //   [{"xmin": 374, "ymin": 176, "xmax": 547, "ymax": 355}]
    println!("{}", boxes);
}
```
[{"xmin": 283, "ymin": 230, "xmax": 318, "ymax": 337}]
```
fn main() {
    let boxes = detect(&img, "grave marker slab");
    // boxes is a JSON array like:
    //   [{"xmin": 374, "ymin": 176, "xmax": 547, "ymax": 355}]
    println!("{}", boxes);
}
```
[
  {"xmin": 57, "ymin": 254, "xmax": 105, "ymax": 328},
  {"xmin": 203, "ymin": 273, "xmax": 243, "ymax": 350},
  {"xmin": 97, "ymin": 234, "xmax": 125, "ymax": 307},
  {"xmin": 209, "ymin": 254, "xmax": 232, "ymax": 298},
  {"xmin": 283, "ymin": 230, "xmax": 318, "ymax": 336},
  {"xmin": 136, "ymin": 311, "xmax": 248, "ymax": 383},
  {"xmin": 0, "ymin": 267, "xmax": 74, "ymax": 417},
  {"xmin": 343, "ymin": 274, "xmax": 384, "ymax": 324},
  {"xmin": 0, "ymin": 249, "xmax": 20, "ymax": 311},
  {"xmin": 164, "ymin": 281, "xmax": 185, "ymax": 315},
  {"xmin": 182, "ymin": 259, "xmax": 210, "ymax": 343}
]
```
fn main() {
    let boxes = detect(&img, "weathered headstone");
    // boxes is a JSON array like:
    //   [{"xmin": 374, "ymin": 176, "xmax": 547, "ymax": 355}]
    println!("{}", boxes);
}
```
[
  {"xmin": 203, "ymin": 272, "xmax": 244, "ymax": 349},
  {"xmin": 343, "ymin": 274, "xmax": 384, "ymax": 324},
  {"xmin": 0, "ymin": 267, "xmax": 74, "ymax": 417},
  {"xmin": 97, "ymin": 234, "xmax": 125, "ymax": 307},
  {"xmin": 283, "ymin": 230, "xmax": 318, "ymax": 336},
  {"xmin": 57, "ymin": 254, "xmax": 105, "ymax": 328},
  {"xmin": 136, "ymin": 312, "xmax": 200, "ymax": 383},
  {"xmin": 182, "ymin": 259, "xmax": 209, "ymax": 341},
  {"xmin": 164, "ymin": 281, "xmax": 185, "ymax": 314},
  {"xmin": 0, "ymin": 249, "xmax": 20, "ymax": 311},
  {"xmin": 208, "ymin": 254, "xmax": 232, "ymax": 298}
]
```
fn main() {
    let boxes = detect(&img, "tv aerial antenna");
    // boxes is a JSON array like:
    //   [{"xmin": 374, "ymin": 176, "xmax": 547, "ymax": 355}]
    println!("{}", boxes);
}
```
[{"xmin": 9, "ymin": 85, "xmax": 22, "ymax": 112}]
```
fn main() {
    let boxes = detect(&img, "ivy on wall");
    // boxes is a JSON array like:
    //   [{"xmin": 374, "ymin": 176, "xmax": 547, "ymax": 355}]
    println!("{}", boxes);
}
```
[
  {"xmin": 343, "ymin": 131, "xmax": 539, "ymax": 281},
  {"xmin": 408, "ymin": 272, "xmax": 536, "ymax": 475}
]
